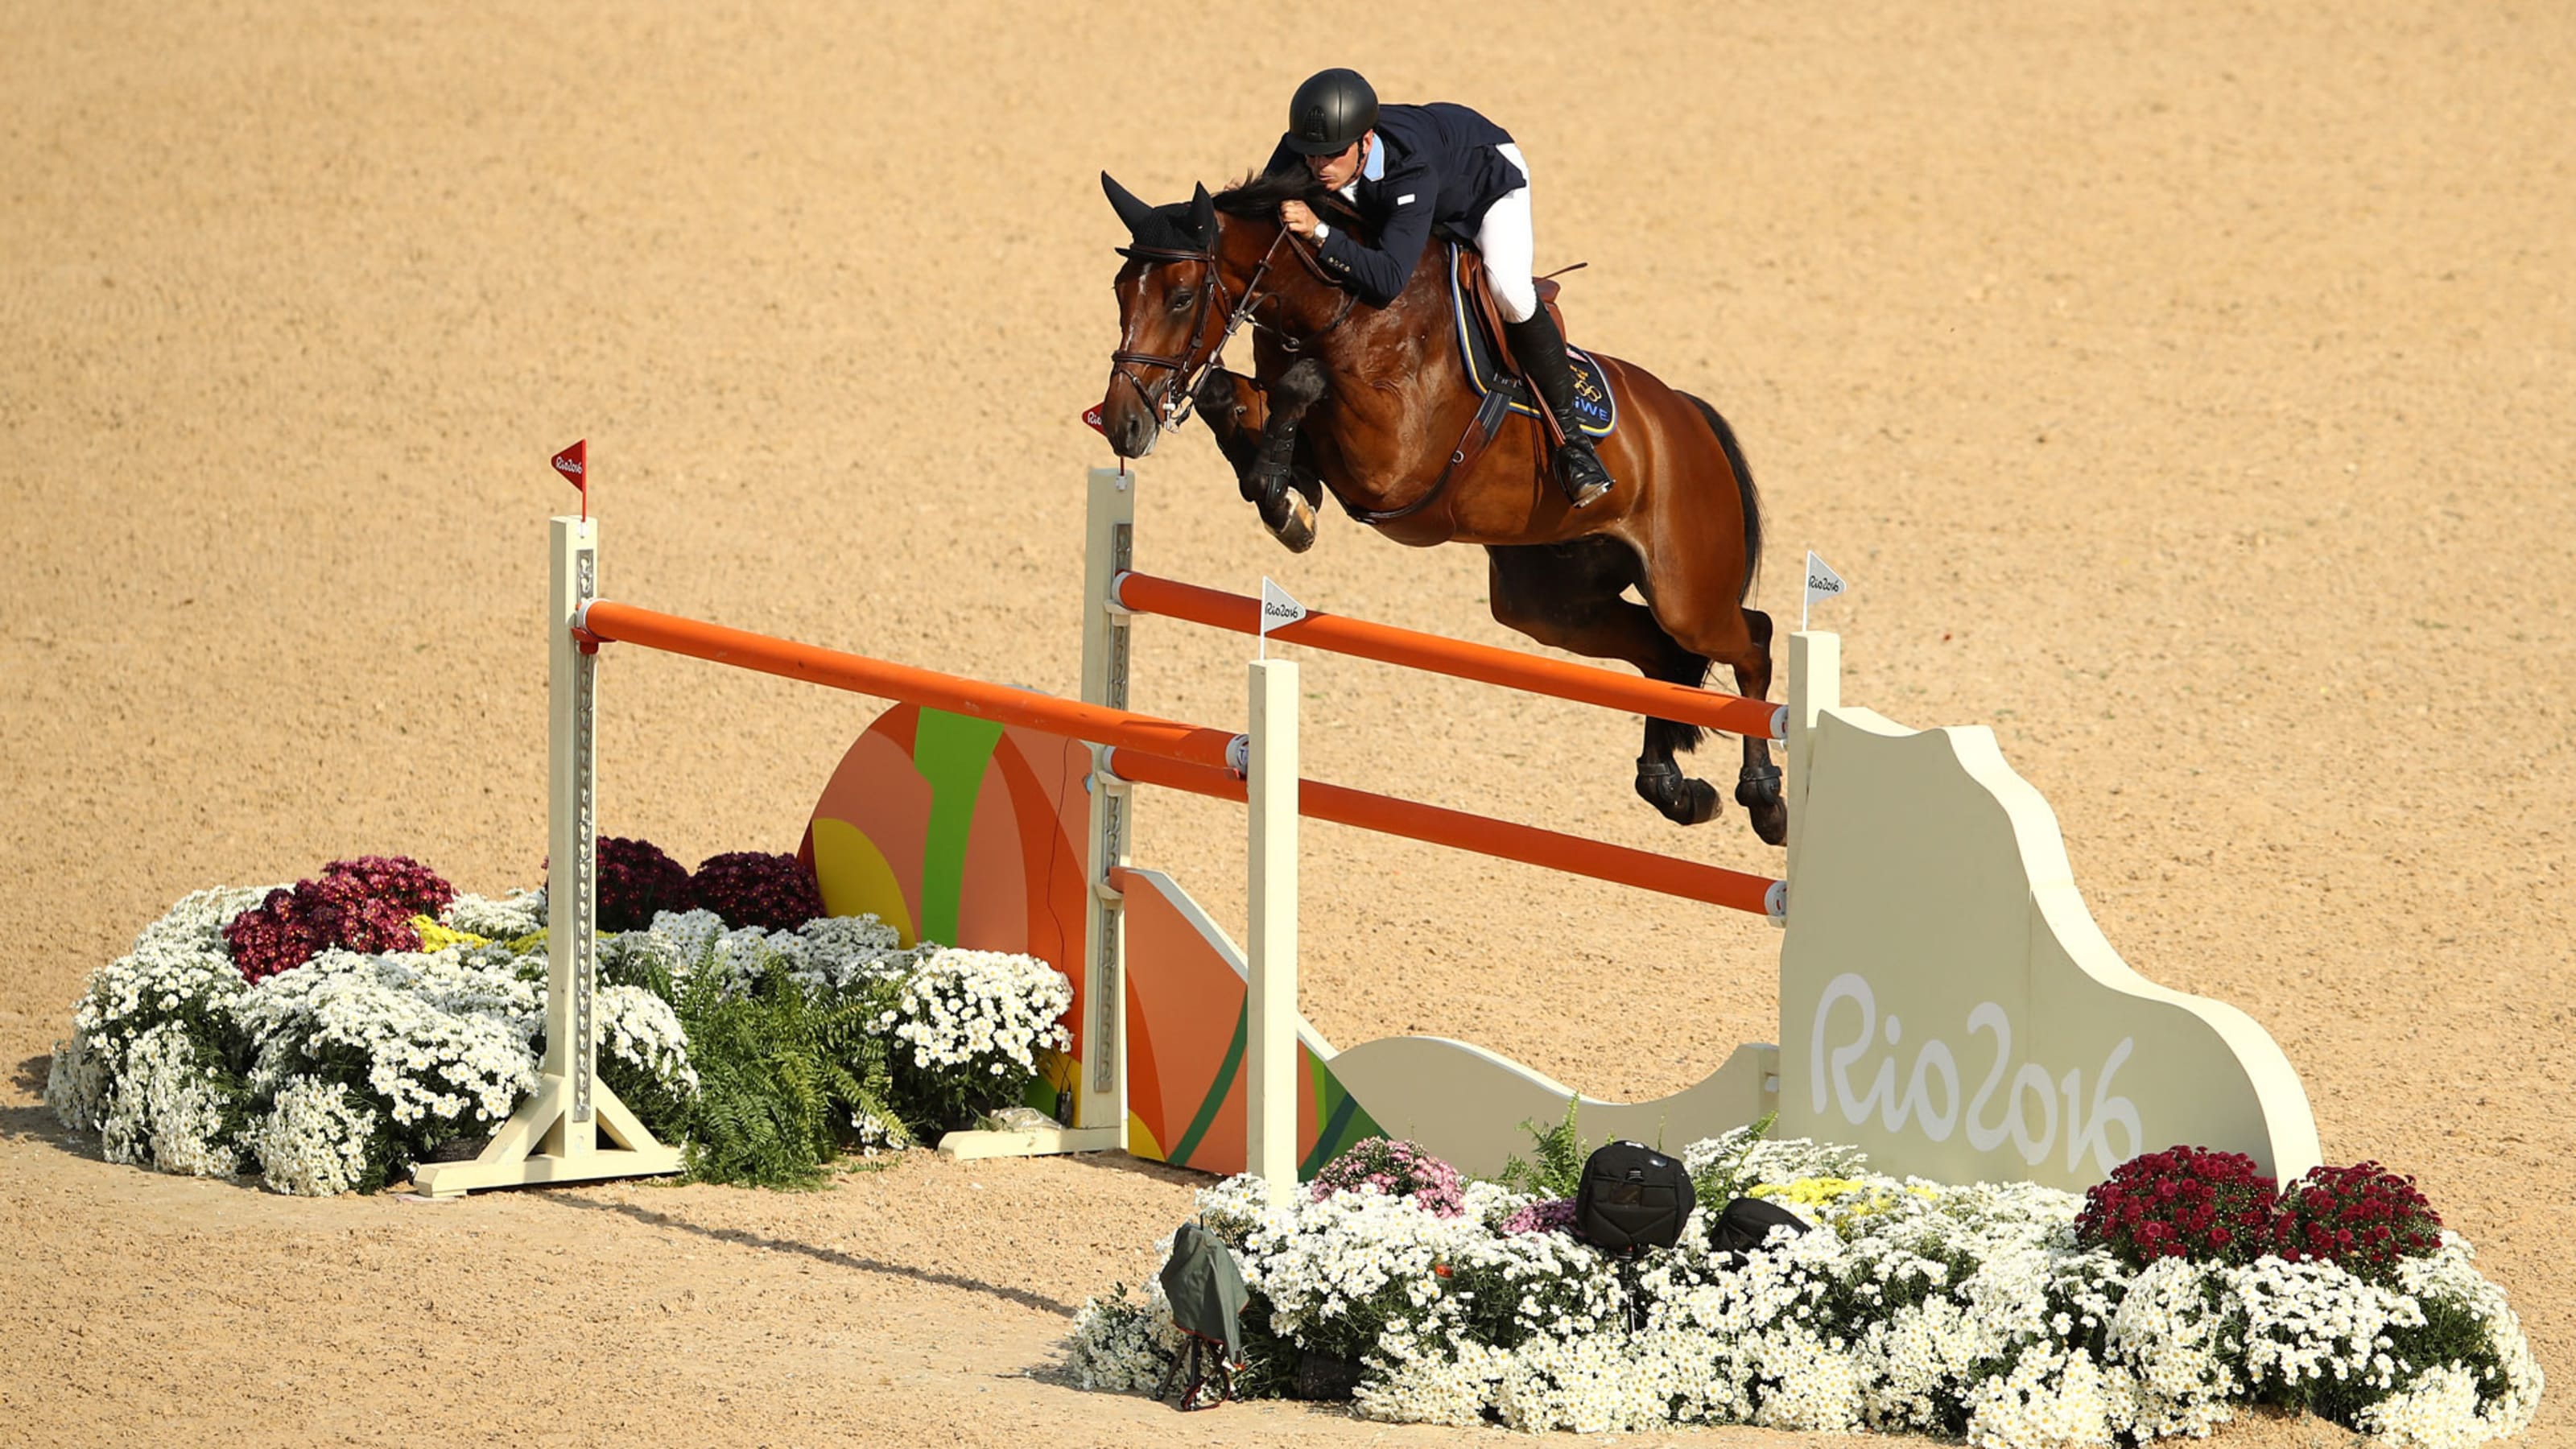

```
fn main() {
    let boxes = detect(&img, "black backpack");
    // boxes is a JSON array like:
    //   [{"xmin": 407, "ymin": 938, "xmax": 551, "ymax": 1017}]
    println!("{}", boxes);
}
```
[
  {"xmin": 1708, "ymin": 1194, "xmax": 1810, "ymax": 1267},
  {"xmin": 1574, "ymin": 1141, "xmax": 1692, "ymax": 1254}
]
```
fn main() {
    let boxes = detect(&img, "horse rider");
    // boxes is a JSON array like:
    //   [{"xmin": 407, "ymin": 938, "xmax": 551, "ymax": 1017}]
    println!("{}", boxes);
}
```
[{"xmin": 1265, "ymin": 68, "xmax": 1615, "ymax": 508}]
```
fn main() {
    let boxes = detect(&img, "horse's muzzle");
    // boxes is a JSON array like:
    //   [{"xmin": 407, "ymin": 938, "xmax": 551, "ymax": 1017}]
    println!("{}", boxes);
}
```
[{"xmin": 1100, "ymin": 388, "xmax": 1162, "ymax": 459}]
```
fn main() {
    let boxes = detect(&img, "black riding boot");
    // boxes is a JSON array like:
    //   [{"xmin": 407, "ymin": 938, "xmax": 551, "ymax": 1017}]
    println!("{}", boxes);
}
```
[{"xmin": 1503, "ymin": 308, "xmax": 1615, "ymax": 507}]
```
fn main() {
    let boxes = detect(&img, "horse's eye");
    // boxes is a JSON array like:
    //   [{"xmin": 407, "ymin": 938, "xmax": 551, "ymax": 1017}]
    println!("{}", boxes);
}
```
[{"xmin": 1168, "ymin": 288, "xmax": 1195, "ymax": 311}]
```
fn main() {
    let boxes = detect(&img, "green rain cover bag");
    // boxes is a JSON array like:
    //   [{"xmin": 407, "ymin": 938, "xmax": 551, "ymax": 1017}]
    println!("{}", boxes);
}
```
[{"xmin": 1154, "ymin": 1219, "xmax": 1249, "ymax": 1409}]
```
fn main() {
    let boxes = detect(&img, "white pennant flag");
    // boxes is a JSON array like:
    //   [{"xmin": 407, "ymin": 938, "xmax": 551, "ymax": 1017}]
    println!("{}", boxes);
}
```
[
  {"xmin": 1802, "ymin": 551, "xmax": 1848, "ymax": 630},
  {"xmin": 1258, "ymin": 576, "xmax": 1307, "ymax": 659}
]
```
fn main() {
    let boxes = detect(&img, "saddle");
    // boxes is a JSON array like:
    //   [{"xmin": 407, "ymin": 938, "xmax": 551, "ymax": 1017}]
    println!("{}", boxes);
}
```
[
  {"xmin": 1395, "ymin": 244, "xmax": 1617, "ymax": 520},
  {"xmin": 1446, "ymin": 244, "xmax": 1617, "ymax": 442},
  {"xmin": 1455, "ymin": 240, "xmax": 1567, "ymax": 349}
]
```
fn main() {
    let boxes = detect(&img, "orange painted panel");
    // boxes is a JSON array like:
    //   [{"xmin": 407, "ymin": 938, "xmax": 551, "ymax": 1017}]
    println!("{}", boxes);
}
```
[
  {"xmin": 803, "ymin": 720, "xmax": 933, "ymax": 940},
  {"xmin": 1121, "ymin": 877, "xmax": 1248, "ymax": 1174}
]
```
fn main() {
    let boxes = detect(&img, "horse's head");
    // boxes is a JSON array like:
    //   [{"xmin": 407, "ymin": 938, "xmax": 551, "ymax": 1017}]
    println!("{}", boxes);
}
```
[
  {"xmin": 1098, "ymin": 169, "xmax": 1358, "ymax": 457},
  {"xmin": 1098, "ymin": 173, "xmax": 1229, "ymax": 459}
]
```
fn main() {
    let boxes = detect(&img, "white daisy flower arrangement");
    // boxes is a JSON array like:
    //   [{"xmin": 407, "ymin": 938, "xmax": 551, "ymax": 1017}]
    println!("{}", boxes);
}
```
[
  {"xmin": 50, "ymin": 877, "xmax": 1075, "ymax": 1193},
  {"xmin": 1068, "ymin": 1139, "xmax": 2541, "ymax": 1448}
]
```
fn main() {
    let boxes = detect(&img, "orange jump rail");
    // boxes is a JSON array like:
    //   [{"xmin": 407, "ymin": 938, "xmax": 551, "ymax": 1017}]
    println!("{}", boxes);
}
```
[
  {"xmin": 1101, "ymin": 746, "xmax": 1784, "ymax": 919},
  {"xmin": 578, "ymin": 601, "xmax": 1247, "ymax": 774},
  {"xmin": 1113, "ymin": 572, "xmax": 1787, "ymax": 741}
]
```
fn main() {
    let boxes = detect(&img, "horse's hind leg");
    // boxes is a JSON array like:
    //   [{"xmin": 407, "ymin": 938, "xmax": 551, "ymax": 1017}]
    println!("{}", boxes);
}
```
[
  {"xmin": 1730, "ymin": 608, "xmax": 1787, "ymax": 845},
  {"xmin": 1487, "ymin": 542, "xmax": 1724, "ymax": 827},
  {"xmin": 1643, "ymin": 392, "xmax": 1788, "ymax": 846},
  {"xmin": 1655, "ymin": 595, "xmax": 1785, "ymax": 846}
]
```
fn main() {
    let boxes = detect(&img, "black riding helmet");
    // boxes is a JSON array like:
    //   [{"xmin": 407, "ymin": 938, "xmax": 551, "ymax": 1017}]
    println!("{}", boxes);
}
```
[{"xmin": 1282, "ymin": 68, "xmax": 1378, "ymax": 156}]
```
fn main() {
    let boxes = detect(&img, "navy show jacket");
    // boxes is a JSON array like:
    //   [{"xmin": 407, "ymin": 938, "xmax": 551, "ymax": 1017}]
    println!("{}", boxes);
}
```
[{"xmin": 1261, "ymin": 101, "xmax": 1523, "ymax": 308}]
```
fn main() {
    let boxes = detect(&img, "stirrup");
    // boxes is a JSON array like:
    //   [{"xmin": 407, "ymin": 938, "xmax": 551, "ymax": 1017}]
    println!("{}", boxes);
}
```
[{"xmin": 1556, "ymin": 437, "xmax": 1613, "ymax": 509}]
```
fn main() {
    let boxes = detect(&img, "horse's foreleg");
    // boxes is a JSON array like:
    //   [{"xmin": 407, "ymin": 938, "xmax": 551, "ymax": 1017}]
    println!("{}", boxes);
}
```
[
  {"xmin": 1638, "ymin": 391, "xmax": 1788, "ymax": 847},
  {"xmin": 1250, "ymin": 358, "xmax": 1328, "ymax": 552},
  {"xmin": 1190, "ymin": 368, "xmax": 1269, "ymax": 499}
]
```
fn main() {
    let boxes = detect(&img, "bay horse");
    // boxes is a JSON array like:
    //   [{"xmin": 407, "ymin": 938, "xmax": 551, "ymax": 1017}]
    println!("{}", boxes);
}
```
[{"xmin": 1097, "ymin": 171, "xmax": 1785, "ymax": 846}]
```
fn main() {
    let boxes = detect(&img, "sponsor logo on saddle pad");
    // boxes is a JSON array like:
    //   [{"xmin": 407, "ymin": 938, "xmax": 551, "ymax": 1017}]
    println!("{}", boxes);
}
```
[{"xmin": 1445, "ymin": 244, "xmax": 1616, "ymax": 440}]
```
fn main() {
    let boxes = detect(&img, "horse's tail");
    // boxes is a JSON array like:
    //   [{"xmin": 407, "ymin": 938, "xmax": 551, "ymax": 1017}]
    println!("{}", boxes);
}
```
[{"xmin": 1682, "ymin": 393, "xmax": 1763, "ymax": 601}]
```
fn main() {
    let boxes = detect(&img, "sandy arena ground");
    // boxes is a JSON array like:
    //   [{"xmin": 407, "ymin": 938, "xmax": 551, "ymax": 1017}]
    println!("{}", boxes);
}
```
[{"xmin": 4, "ymin": 3, "xmax": 2570, "ymax": 1445}]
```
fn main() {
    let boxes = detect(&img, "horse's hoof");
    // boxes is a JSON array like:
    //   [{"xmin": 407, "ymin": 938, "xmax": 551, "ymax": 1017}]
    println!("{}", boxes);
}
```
[
  {"xmin": 1745, "ymin": 799, "xmax": 1788, "ymax": 847},
  {"xmin": 1637, "ymin": 768, "xmax": 1719, "ymax": 826},
  {"xmin": 1676, "ymin": 778, "xmax": 1720, "ymax": 825},
  {"xmin": 1264, "ymin": 489, "xmax": 1318, "ymax": 554},
  {"xmin": 1736, "ymin": 767, "xmax": 1787, "ymax": 846}
]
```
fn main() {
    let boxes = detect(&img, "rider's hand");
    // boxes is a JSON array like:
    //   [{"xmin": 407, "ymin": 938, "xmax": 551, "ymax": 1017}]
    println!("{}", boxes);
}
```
[{"xmin": 1279, "ymin": 200, "xmax": 1319, "ymax": 239}]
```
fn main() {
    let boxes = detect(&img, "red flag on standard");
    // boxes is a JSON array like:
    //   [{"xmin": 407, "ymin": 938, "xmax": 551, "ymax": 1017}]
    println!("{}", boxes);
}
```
[
  {"xmin": 1081, "ymin": 405, "xmax": 1107, "ymax": 436},
  {"xmin": 551, "ymin": 440, "xmax": 588, "ymax": 520}
]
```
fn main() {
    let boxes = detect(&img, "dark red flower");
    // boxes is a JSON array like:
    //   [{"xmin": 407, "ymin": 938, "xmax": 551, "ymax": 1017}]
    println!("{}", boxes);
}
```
[
  {"xmin": 2074, "ymin": 1145, "xmax": 2277, "ymax": 1270},
  {"xmin": 591, "ymin": 836, "xmax": 694, "ymax": 931},
  {"xmin": 222, "ymin": 855, "xmax": 453, "ymax": 982},
  {"xmin": 2268, "ymin": 1162, "xmax": 2442, "ymax": 1282},
  {"xmin": 691, "ymin": 851, "xmax": 827, "ymax": 933}
]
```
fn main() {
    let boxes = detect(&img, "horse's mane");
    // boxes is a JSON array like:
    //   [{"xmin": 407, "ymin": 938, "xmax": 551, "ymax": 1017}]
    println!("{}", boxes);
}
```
[{"xmin": 1211, "ymin": 167, "xmax": 1363, "ymax": 230}]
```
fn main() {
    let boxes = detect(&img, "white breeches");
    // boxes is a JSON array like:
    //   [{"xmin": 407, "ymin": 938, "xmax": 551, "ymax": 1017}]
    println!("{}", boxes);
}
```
[{"xmin": 1476, "ymin": 142, "xmax": 1538, "ymax": 323}]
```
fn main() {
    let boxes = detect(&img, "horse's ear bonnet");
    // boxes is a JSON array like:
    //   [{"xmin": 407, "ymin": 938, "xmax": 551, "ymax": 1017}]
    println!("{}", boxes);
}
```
[
  {"xmin": 1185, "ymin": 184, "xmax": 1215, "ymax": 246},
  {"xmin": 1104, "ymin": 171, "xmax": 1215, "ymax": 256}
]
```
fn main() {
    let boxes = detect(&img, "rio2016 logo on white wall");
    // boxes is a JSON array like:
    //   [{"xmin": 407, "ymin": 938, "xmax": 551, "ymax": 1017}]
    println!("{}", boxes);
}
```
[
  {"xmin": 1809, "ymin": 972, "xmax": 2142, "ymax": 1174},
  {"xmin": 1761, "ymin": 647, "xmax": 2316, "ymax": 1187}
]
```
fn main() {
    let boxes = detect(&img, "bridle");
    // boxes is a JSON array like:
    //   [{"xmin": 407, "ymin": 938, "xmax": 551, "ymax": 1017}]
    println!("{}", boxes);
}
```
[{"xmin": 1108, "ymin": 221, "xmax": 1360, "ymax": 431}]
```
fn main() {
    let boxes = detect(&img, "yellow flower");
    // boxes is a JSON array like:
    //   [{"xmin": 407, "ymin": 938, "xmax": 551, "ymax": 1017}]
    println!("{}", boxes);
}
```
[
  {"xmin": 1748, "ymin": 1177, "xmax": 1936, "ymax": 1234},
  {"xmin": 410, "ymin": 916, "xmax": 489, "ymax": 952}
]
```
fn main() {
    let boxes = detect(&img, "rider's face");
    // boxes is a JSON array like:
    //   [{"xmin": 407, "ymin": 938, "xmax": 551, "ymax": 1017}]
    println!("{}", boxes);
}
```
[{"xmin": 1306, "ymin": 134, "xmax": 1368, "ymax": 191}]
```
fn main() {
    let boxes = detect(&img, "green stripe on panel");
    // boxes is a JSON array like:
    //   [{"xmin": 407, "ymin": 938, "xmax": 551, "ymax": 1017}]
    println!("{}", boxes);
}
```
[
  {"xmin": 910, "ymin": 708, "xmax": 1006, "ymax": 947},
  {"xmin": 1167, "ymin": 999, "xmax": 1248, "ymax": 1169}
]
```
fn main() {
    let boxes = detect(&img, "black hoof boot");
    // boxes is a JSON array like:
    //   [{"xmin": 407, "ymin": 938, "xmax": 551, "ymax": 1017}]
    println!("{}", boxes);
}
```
[
  {"xmin": 1736, "ymin": 763, "xmax": 1787, "ymax": 846},
  {"xmin": 1246, "ymin": 425, "xmax": 1313, "ymax": 552},
  {"xmin": 1637, "ymin": 758, "xmax": 1720, "ymax": 826},
  {"xmin": 1248, "ymin": 427, "xmax": 1296, "ymax": 501}
]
